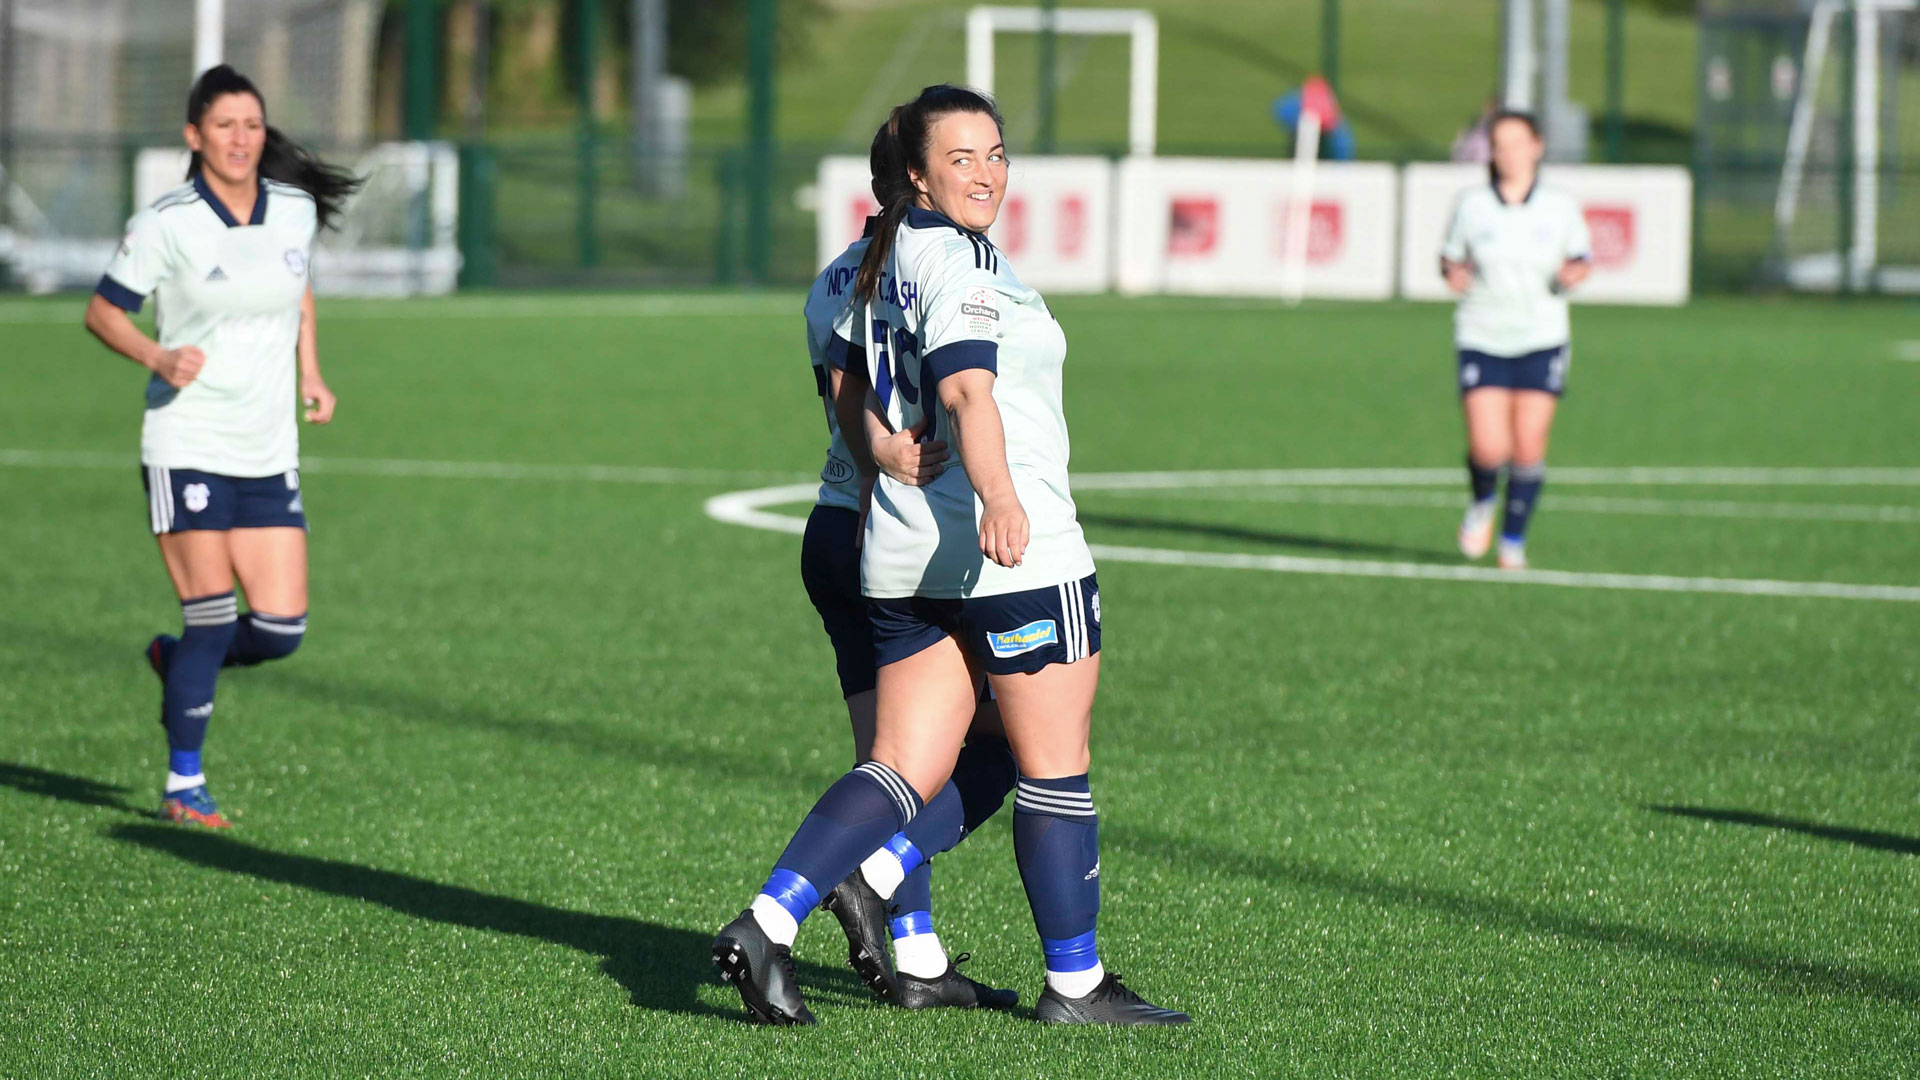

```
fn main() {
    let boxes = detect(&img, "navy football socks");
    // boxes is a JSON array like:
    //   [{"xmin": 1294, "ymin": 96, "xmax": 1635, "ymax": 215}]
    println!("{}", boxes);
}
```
[
  {"xmin": 1468, "ymin": 456, "xmax": 1502, "ymax": 505},
  {"xmin": 750, "ymin": 761, "xmax": 923, "ymax": 945},
  {"xmin": 1014, "ymin": 773, "xmax": 1104, "ymax": 996},
  {"xmin": 1503, "ymin": 461, "xmax": 1547, "ymax": 541},
  {"xmin": 164, "ymin": 592, "xmax": 239, "ymax": 791},
  {"xmin": 226, "ymin": 610, "xmax": 306, "ymax": 667}
]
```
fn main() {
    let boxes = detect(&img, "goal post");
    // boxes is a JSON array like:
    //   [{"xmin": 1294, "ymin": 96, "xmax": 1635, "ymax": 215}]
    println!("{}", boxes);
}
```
[{"xmin": 963, "ymin": 6, "xmax": 1158, "ymax": 157}]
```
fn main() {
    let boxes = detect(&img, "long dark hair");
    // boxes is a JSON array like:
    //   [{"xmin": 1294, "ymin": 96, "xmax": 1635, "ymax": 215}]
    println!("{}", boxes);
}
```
[
  {"xmin": 854, "ymin": 84, "xmax": 1005, "ymax": 305},
  {"xmin": 1487, "ymin": 108, "xmax": 1541, "ymax": 187},
  {"xmin": 185, "ymin": 64, "xmax": 363, "ymax": 231}
]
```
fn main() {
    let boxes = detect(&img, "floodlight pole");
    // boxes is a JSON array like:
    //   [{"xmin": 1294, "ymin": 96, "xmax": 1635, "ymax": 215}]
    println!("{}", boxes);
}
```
[{"xmin": 194, "ymin": 0, "xmax": 224, "ymax": 75}]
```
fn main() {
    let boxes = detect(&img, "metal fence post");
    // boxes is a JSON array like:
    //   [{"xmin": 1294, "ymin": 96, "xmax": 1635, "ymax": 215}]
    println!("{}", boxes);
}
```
[
  {"xmin": 458, "ymin": 142, "xmax": 498, "ymax": 287},
  {"xmin": 1038, "ymin": 0, "xmax": 1057, "ymax": 153},
  {"xmin": 1605, "ymin": 0, "xmax": 1625, "ymax": 162},
  {"xmin": 578, "ymin": 0, "xmax": 600, "ymax": 269},
  {"xmin": 1322, "ymin": 0, "xmax": 1340, "ymax": 96},
  {"xmin": 745, "ymin": 0, "xmax": 775, "ymax": 284},
  {"xmin": 404, "ymin": 0, "xmax": 438, "ymax": 141}
]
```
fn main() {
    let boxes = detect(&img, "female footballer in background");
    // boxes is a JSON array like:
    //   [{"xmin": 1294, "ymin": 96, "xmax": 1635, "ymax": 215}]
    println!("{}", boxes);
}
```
[
  {"xmin": 715, "ymin": 85, "xmax": 1187, "ymax": 1027},
  {"xmin": 800, "ymin": 206, "xmax": 1020, "ymax": 1012},
  {"xmin": 1441, "ymin": 110, "xmax": 1591, "ymax": 570},
  {"xmin": 83, "ymin": 65, "xmax": 361, "ymax": 827}
]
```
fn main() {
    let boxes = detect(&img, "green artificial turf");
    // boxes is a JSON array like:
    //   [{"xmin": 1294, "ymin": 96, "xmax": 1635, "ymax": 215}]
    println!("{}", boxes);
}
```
[{"xmin": 2, "ymin": 292, "xmax": 1917, "ymax": 1078}]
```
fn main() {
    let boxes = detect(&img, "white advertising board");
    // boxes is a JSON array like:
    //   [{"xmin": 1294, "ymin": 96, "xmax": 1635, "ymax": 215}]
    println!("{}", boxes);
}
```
[
  {"xmin": 812, "ymin": 155, "xmax": 1114, "ymax": 293},
  {"xmin": 1400, "ymin": 162, "xmax": 1692, "ymax": 306},
  {"xmin": 1113, "ymin": 158, "xmax": 1398, "ymax": 299}
]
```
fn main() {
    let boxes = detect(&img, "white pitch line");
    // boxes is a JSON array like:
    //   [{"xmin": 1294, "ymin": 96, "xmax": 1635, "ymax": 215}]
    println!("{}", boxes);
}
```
[
  {"xmin": 1092, "ymin": 486, "xmax": 1920, "ymax": 525},
  {"xmin": 0, "ymin": 449, "xmax": 801, "ymax": 487},
  {"xmin": 1072, "ymin": 466, "xmax": 1920, "ymax": 489},
  {"xmin": 702, "ymin": 482, "xmax": 1920, "ymax": 604},
  {"xmin": 1894, "ymin": 340, "xmax": 1920, "ymax": 362},
  {"xmin": 0, "ymin": 293, "xmax": 802, "ymax": 325}
]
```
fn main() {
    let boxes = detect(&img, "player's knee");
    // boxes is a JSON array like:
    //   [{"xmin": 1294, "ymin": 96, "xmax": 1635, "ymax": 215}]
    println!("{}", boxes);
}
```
[{"xmin": 246, "ymin": 611, "xmax": 306, "ymax": 661}]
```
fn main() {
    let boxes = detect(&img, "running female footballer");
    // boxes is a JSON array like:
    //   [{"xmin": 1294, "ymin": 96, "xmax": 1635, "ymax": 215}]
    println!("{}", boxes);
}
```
[
  {"xmin": 83, "ymin": 65, "xmax": 361, "ymax": 827},
  {"xmin": 1441, "ymin": 110, "xmax": 1592, "ymax": 570}
]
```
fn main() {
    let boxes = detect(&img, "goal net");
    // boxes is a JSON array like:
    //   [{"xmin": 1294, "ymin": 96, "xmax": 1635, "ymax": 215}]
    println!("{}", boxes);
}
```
[{"xmin": 2, "ymin": 0, "xmax": 458, "ymax": 295}]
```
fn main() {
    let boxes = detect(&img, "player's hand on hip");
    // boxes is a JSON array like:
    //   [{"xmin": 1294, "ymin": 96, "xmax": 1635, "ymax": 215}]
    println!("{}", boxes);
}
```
[
  {"xmin": 873, "ymin": 417, "xmax": 948, "ymax": 486},
  {"xmin": 1443, "ymin": 260, "xmax": 1476, "ymax": 294},
  {"xmin": 150, "ymin": 346, "xmax": 206, "ymax": 389},
  {"xmin": 979, "ymin": 495, "xmax": 1029, "ymax": 568},
  {"xmin": 302, "ymin": 376, "xmax": 337, "ymax": 424}
]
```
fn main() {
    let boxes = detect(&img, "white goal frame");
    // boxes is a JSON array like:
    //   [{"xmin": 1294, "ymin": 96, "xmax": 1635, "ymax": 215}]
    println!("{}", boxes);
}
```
[
  {"xmin": 964, "ymin": 6, "xmax": 1158, "ymax": 157},
  {"xmin": 1773, "ymin": 0, "xmax": 1920, "ymax": 292}
]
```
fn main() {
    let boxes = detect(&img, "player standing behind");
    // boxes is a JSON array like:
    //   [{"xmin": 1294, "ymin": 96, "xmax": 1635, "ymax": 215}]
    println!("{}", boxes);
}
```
[
  {"xmin": 1440, "ymin": 110, "xmax": 1591, "ymax": 570},
  {"xmin": 799, "ymin": 206, "xmax": 1019, "ymax": 1011},
  {"xmin": 82, "ymin": 64, "xmax": 361, "ymax": 827},
  {"xmin": 714, "ymin": 85, "xmax": 1187, "ymax": 1027}
]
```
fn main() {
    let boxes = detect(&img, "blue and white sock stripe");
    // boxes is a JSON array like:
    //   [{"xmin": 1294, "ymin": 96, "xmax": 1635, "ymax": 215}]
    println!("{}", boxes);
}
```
[
  {"xmin": 1042, "ymin": 929, "xmax": 1101, "ymax": 973},
  {"xmin": 854, "ymin": 761, "xmax": 920, "ymax": 824},
  {"xmin": 147, "ymin": 466, "xmax": 174, "ymax": 533},
  {"xmin": 1511, "ymin": 461, "xmax": 1547, "ymax": 482},
  {"xmin": 1054, "ymin": 579, "xmax": 1089, "ymax": 662},
  {"xmin": 1015, "ymin": 780, "xmax": 1096, "ymax": 818},
  {"xmin": 249, "ymin": 612, "xmax": 308, "ymax": 635},
  {"xmin": 181, "ymin": 593, "xmax": 239, "ymax": 627},
  {"xmin": 760, "ymin": 868, "xmax": 820, "ymax": 924},
  {"xmin": 889, "ymin": 910, "xmax": 935, "ymax": 940}
]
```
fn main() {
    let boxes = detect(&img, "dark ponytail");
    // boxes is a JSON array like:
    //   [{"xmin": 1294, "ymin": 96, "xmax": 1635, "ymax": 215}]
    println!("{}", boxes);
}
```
[
  {"xmin": 186, "ymin": 64, "xmax": 364, "ymax": 231},
  {"xmin": 854, "ymin": 84, "xmax": 1005, "ymax": 305},
  {"xmin": 1486, "ymin": 108, "xmax": 1541, "ymax": 187}
]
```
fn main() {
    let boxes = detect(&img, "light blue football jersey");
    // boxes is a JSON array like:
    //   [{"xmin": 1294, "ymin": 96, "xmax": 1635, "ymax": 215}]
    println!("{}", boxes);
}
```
[
  {"xmin": 859, "ymin": 207, "xmax": 1094, "ymax": 599},
  {"xmin": 803, "ymin": 238, "xmax": 869, "ymax": 512},
  {"xmin": 1441, "ymin": 180, "xmax": 1592, "ymax": 356},
  {"xmin": 99, "ymin": 175, "xmax": 318, "ymax": 477}
]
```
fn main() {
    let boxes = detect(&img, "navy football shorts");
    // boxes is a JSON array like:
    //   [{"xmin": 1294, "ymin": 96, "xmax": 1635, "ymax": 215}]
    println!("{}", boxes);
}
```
[
  {"xmin": 800, "ymin": 505, "xmax": 878, "ymax": 698},
  {"xmin": 869, "ymin": 573, "xmax": 1101, "ymax": 676},
  {"xmin": 141, "ymin": 466, "xmax": 308, "ymax": 535},
  {"xmin": 1457, "ymin": 344, "xmax": 1570, "ymax": 397}
]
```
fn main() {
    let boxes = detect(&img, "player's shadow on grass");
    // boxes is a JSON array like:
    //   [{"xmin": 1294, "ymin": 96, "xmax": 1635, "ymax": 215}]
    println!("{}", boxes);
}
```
[
  {"xmin": 1078, "ymin": 511, "xmax": 1453, "ymax": 562},
  {"xmin": 108, "ymin": 823, "xmax": 868, "ymax": 1021},
  {"xmin": 0, "ymin": 761, "xmax": 144, "ymax": 814},
  {"xmin": 1107, "ymin": 822, "xmax": 1920, "ymax": 1004},
  {"xmin": 1649, "ymin": 805, "xmax": 1920, "ymax": 857}
]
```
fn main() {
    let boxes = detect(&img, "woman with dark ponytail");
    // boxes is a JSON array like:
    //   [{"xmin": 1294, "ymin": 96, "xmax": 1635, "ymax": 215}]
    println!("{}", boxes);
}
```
[
  {"xmin": 82, "ymin": 64, "xmax": 362, "ymax": 828},
  {"xmin": 713, "ymin": 85, "xmax": 1187, "ymax": 1027}
]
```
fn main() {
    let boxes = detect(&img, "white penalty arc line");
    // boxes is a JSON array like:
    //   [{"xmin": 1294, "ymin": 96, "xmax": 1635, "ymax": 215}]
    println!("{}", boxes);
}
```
[{"xmin": 703, "ymin": 483, "xmax": 1920, "ymax": 604}]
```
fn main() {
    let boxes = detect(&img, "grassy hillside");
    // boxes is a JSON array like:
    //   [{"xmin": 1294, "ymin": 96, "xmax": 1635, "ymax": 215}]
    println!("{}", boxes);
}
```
[{"xmin": 687, "ymin": 0, "xmax": 1698, "ymax": 158}]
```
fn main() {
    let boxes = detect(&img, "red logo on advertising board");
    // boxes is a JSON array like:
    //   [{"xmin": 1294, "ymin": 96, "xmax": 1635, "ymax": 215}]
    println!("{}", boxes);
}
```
[
  {"xmin": 997, "ymin": 196, "xmax": 1028, "ymax": 254},
  {"xmin": 1583, "ymin": 205, "xmax": 1635, "ymax": 268},
  {"xmin": 1168, "ymin": 198, "xmax": 1219, "ymax": 256},
  {"xmin": 1272, "ymin": 200, "xmax": 1343, "ymax": 264},
  {"xmin": 1057, "ymin": 195, "xmax": 1086, "ymax": 258},
  {"xmin": 849, "ymin": 196, "xmax": 880, "ymax": 241}
]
